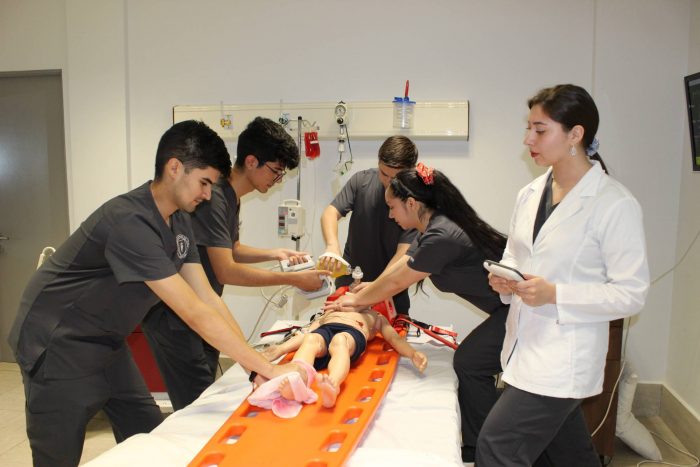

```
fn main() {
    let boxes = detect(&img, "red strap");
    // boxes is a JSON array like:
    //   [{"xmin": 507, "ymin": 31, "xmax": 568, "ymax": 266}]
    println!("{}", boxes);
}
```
[{"xmin": 393, "ymin": 317, "xmax": 458, "ymax": 350}]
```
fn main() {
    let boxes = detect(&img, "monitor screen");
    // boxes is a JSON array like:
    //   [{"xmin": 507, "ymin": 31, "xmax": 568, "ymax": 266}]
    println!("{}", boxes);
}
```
[{"xmin": 684, "ymin": 72, "xmax": 700, "ymax": 171}]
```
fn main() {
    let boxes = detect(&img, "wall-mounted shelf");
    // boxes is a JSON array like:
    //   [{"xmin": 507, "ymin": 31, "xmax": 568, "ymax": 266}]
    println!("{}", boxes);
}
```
[{"xmin": 173, "ymin": 100, "xmax": 469, "ymax": 141}]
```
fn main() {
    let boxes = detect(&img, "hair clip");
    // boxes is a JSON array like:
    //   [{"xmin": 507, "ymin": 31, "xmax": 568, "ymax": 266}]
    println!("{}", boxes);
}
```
[
  {"xmin": 416, "ymin": 162, "xmax": 434, "ymax": 185},
  {"xmin": 586, "ymin": 138, "xmax": 600, "ymax": 157}
]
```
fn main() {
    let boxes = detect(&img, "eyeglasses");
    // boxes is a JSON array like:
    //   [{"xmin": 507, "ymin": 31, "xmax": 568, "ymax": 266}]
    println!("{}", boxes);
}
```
[{"xmin": 264, "ymin": 163, "xmax": 287, "ymax": 183}]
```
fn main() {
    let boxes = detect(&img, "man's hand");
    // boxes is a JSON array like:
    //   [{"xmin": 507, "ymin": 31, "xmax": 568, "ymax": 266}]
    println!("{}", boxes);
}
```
[
  {"xmin": 274, "ymin": 248, "xmax": 310, "ymax": 265},
  {"xmin": 411, "ymin": 351, "xmax": 428, "ymax": 372},
  {"xmin": 292, "ymin": 270, "xmax": 332, "ymax": 291},
  {"xmin": 317, "ymin": 251, "xmax": 345, "ymax": 275},
  {"xmin": 323, "ymin": 292, "xmax": 360, "ymax": 313}
]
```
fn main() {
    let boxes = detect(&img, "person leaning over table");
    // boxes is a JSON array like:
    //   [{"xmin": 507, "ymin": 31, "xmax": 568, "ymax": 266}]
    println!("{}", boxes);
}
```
[
  {"xmin": 142, "ymin": 117, "xmax": 329, "ymax": 411},
  {"xmin": 322, "ymin": 162, "xmax": 509, "ymax": 463},
  {"xmin": 8, "ymin": 120, "xmax": 303, "ymax": 467}
]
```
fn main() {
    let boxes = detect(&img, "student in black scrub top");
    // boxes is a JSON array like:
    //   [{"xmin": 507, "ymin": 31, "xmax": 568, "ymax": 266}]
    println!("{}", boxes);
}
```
[
  {"xmin": 142, "ymin": 117, "xmax": 329, "ymax": 411},
  {"xmin": 323, "ymin": 163, "xmax": 508, "ymax": 463},
  {"xmin": 319, "ymin": 135, "xmax": 419, "ymax": 315},
  {"xmin": 8, "ymin": 120, "xmax": 301, "ymax": 467}
]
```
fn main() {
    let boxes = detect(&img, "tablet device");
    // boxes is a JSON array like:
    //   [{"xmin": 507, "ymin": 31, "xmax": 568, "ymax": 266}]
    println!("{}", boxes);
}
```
[{"xmin": 483, "ymin": 260, "xmax": 526, "ymax": 282}]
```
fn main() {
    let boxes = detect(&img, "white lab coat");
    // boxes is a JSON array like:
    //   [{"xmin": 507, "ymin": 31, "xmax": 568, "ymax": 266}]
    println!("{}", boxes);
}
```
[{"xmin": 500, "ymin": 162, "xmax": 649, "ymax": 399}]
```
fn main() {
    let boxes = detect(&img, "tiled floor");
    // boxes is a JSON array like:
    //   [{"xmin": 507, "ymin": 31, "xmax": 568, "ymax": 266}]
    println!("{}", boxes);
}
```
[
  {"xmin": 0, "ymin": 361, "xmax": 696, "ymax": 466},
  {"xmin": 0, "ymin": 362, "xmax": 116, "ymax": 466}
]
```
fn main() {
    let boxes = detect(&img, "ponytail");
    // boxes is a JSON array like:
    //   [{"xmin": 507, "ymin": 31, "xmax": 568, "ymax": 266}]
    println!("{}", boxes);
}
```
[
  {"xmin": 389, "ymin": 167, "xmax": 507, "ymax": 260},
  {"xmin": 588, "ymin": 152, "xmax": 608, "ymax": 174}
]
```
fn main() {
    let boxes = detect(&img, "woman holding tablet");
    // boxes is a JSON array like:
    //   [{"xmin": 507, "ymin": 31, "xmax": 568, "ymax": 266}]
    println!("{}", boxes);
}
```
[
  {"xmin": 478, "ymin": 84, "xmax": 649, "ymax": 466},
  {"xmin": 323, "ymin": 163, "xmax": 507, "ymax": 462}
]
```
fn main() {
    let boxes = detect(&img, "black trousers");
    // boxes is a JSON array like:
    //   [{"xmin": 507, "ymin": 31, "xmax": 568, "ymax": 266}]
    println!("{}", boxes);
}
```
[
  {"xmin": 21, "ymin": 347, "xmax": 163, "ymax": 467},
  {"xmin": 476, "ymin": 385, "xmax": 600, "ymax": 467},
  {"xmin": 141, "ymin": 302, "xmax": 220, "ymax": 411},
  {"xmin": 453, "ymin": 305, "xmax": 508, "ymax": 462}
]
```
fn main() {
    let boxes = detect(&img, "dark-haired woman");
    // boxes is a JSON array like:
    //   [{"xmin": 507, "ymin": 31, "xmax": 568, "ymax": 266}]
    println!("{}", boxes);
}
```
[
  {"xmin": 323, "ymin": 162, "xmax": 508, "ymax": 462},
  {"xmin": 476, "ymin": 85, "xmax": 649, "ymax": 466}
]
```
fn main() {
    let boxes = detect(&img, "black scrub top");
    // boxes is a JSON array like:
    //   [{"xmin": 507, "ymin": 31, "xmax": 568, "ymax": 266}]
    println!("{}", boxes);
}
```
[
  {"xmin": 190, "ymin": 180, "xmax": 239, "ymax": 296},
  {"xmin": 331, "ymin": 168, "xmax": 417, "ymax": 313},
  {"xmin": 407, "ymin": 213, "xmax": 504, "ymax": 315},
  {"xmin": 8, "ymin": 182, "xmax": 199, "ymax": 379}
]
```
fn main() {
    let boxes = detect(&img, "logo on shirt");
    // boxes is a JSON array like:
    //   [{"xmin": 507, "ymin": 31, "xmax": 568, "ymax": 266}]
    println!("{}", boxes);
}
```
[{"xmin": 176, "ymin": 234, "xmax": 190, "ymax": 259}]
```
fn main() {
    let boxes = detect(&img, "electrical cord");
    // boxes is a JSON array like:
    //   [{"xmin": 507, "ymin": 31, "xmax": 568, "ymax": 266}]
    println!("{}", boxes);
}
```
[
  {"xmin": 247, "ymin": 285, "xmax": 292, "ymax": 343},
  {"xmin": 591, "ymin": 360, "xmax": 626, "ymax": 437},
  {"xmin": 587, "ymin": 225, "xmax": 700, "ymax": 444},
  {"xmin": 635, "ymin": 432, "xmax": 699, "ymax": 467},
  {"xmin": 650, "ymin": 226, "xmax": 700, "ymax": 286}
]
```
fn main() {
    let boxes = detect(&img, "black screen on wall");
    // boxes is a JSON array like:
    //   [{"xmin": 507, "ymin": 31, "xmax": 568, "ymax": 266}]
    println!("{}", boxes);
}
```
[{"xmin": 685, "ymin": 72, "xmax": 700, "ymax": 171}]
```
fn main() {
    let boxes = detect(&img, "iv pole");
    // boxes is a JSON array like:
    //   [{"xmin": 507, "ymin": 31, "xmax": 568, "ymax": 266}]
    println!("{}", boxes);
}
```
[{"xmin": 292, "ymin": 116, "xmax": 302, "ymax": 251}]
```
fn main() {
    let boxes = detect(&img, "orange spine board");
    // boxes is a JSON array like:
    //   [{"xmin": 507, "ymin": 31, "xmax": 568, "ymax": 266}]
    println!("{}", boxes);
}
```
[{"xmin": 188, "ymin": 336, "xmax": 400, "ymax": 467}]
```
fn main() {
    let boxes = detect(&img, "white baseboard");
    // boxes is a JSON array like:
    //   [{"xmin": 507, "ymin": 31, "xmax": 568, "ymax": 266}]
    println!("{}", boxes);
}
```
[
  {"xmin": 660, "ymin": 386, "xmax": 700, "ymax": 457},
  {"xmin": 633, "ymin": 383, "xmax": 700, "ymax": 456}
]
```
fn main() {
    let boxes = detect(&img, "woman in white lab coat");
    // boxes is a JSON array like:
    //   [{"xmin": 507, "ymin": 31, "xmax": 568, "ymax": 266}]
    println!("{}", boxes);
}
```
[{"xmin": 475, "ymin": 84, "xmax": 650, "ymax": 466}]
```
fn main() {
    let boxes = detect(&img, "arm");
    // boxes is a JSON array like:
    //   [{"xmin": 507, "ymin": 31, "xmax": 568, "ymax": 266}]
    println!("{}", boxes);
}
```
[
  {"xmin": 352, "ymin": 242, "xmax": 412, "ymax": 293},
  {"xmin": 325, "ymin": 255, "xmax": 428, "ymax": 311},
  {"xmin": 145, "ymin": 264, "xmax": 278, "ymax": 379},
  {"xmin": 319, "ymin": 205, "xmax": 347, "ymax": 272},
  {"xmin": 207, "ymin": 245, "xmax": 326, "ymax": 291},
  {"xmin": 262, "ymin": 332, "xmax": 306, "ymax": 361},
  {"xmin": 377, "ymin": 314, "xmax": 427, "ymax": 372},
  {"xmin": 386, "ymin": 242, "xmax": 411, "ymax": 269},
  {"xmin": 320, "ymin": 205, "xmax": 342, "ymax": 256},
  {"xmin": 231, "ymin": 240, "xmax": 307, "ymax": 264},
  {"xmin": 553, "ymin": 197, "xmax": 649, "ymax": 323}
]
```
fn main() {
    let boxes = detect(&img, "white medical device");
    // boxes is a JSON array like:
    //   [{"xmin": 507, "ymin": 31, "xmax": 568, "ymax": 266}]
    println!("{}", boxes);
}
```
[
  {"xmin": 279, "ymin": 255, "xmax": 314, "ymax": 272},
  {"xmin": 279, "ymin": 254, "xmax": 335, "ymax": 300},
  {"xmin": 297, "ymin": 275, "xmax": 335, "ymax": 300},
  {"xmin": 483, "ymin": 260, "xmax": 525, "ymax": 282},
  {"xmin": 278, "ymin": 199, "xmax": 305, "ymax": 239}
]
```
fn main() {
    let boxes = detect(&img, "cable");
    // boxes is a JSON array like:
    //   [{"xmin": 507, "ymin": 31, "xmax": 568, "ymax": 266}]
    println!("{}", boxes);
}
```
[
  {"xmin": 345, "ymin": 123, "xmax": 354, "ymax": 166},
  {"xmin": 260, "ymin": 286, "xmax": 288, "ymax": 308},
  {"xmin": 246, "ymin": 285, "xmax": 292, "ymax": 343},
  {"xmin": 590, "ymin": 225, "xmax": 700, "ymax": 441},
  {"xmin": 635, "ymin": 431, "xmax": 699, "ymax": 467},
  {"xmin": 590, "ymin": 360, "xmax": 626, "ymax": 437},
  {"xmin": 651, "ymin": 226, "xmax": 700, "ymax": 285}
]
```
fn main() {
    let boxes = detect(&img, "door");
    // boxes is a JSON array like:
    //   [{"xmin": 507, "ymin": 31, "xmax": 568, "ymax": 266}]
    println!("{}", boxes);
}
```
[{"xmin": 0, "ymin": 72, "xmax": 69, "ymax": 362}]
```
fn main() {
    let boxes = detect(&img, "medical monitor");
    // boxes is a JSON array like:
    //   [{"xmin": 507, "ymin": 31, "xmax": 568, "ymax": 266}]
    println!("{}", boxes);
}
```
[{"xmin": 684, "ymin": 71, "xmax": 700, "ymax": 171}]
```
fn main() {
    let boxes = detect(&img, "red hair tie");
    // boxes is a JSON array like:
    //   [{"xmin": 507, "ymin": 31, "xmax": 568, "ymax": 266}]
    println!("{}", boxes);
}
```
[{"xmin": 416, "ymin": 162, "xmax": 434, "ymax": 185}]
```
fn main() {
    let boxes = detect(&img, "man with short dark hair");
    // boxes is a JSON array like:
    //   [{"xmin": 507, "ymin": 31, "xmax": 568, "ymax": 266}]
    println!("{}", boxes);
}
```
[
  {"xmin": 142, "ymin": 117, "xmax": 329, "ymax": 410},
  {"xmin": 8, "ymin": 120, "xmax": 297, "ymax": 467},
  {"xmin": 320, "ymin": 135, "xmax": 419, "ymax": 314}
]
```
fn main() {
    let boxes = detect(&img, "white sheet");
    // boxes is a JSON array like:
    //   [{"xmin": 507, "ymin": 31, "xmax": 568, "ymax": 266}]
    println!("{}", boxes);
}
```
[{"xmin": 86, "ymin": 322, "xmax": 463, "ymax": 467}]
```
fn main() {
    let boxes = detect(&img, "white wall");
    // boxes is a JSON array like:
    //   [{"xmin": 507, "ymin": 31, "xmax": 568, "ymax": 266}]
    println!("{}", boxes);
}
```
[
  {"xmin": 667, "ymin": 0, "xmax": 700, "ymax": 417},
  {"xmin": 593, "ymin": 0, "xmax": 689, "ymax": 385},
  {"xmin": 0, "ymin": 0, "xmax": 66, "ymax": 71},
  {"xmin": 2, "ymin": 0, "xmax": 696, "ymax": 412},
  {"xmin": 64, "ymin": 0, "xmax": 130, "ymax": 228}
]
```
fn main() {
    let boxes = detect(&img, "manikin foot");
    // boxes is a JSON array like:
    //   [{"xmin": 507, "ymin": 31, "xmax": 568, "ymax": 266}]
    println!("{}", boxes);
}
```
[
  {"xmin": 279, "ymin": 362, "xmax": 308, "ymax": 401},
  {"xmin": 317, "ymin": 373, "xmax": 339, "ymax": 408}
]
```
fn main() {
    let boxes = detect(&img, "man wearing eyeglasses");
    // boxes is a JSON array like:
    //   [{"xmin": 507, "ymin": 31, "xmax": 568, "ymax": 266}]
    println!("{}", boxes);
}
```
[
  {"xmin": 319, "ymin": 135, "xmax": 419, "ymax": 316},
  {"xmin": 142, "ymin": 117, "xmax": 329, "ymax": 411}
]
